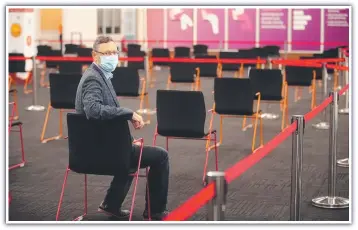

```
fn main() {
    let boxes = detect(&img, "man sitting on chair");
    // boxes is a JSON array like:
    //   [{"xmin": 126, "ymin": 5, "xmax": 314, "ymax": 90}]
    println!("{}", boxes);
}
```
[{"xmin": 75, "ymin": 35, "xmax": 169, "ymax": 220}]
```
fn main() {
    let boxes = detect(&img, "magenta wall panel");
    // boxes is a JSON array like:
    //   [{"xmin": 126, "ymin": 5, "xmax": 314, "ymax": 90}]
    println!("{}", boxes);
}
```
[
  {"xmin": 291, "ymin": 9, "xmax": 321, "ymax": 51},
  {"xmin": 324, "ymin": 9, "xmax": 349, "ymax": 49},
  {"xmin": 259, "ymin": 9, "xmax": 288, "ymax": 49},
  {"xmin": 196, "ymin": 9, "xmax": 225, "ymax": 49},
  {"xmin": 228, "ymin": 9, "xmax": 257, "ymax": 49},
  {"xmin": 146, "ymin": 9, "xmax": 165, "ymax": 48},
  {"xmin": 166, "ymin": 9, "xmax": 194, "ymax": 48}
]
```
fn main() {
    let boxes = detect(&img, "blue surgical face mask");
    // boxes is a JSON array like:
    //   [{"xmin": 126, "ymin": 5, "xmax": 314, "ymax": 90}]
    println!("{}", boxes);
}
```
[{"xmin": 99, "ymin": 54, "xmax": 118, "ymax": 72}]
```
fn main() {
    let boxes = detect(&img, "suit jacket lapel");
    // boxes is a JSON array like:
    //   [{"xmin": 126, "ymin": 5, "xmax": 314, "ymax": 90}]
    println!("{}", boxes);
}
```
[{"xmin": 91, "ymin": 64, "xmax": 120, "ymax": 106}]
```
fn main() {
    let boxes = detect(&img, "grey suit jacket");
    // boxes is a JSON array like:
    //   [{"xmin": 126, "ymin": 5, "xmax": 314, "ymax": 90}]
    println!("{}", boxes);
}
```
[{"xmin": 75, "ymin": 63, "xmax": 134, "ymax": 120}]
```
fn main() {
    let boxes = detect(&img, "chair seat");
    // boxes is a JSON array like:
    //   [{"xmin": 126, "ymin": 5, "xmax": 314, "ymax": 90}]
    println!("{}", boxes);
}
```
[
  {"xmin": 117, "ymin": 92, "xmax": 148, "ymax": 97},
  {"xmin": 215, "ymin": 109, "xmax": 261, "ymax": 116},
  {"xmin": 255, "ymin": 95, "xmax": 283, "ymax": 101},
  {"xmin": 158, "ymin": 129, "xmax": 216, "ymax": 139},
  {"xmin": 11, "ymin": 121, "xmax": 22, "ymax": 127},
  {"xmin": 287, "ymin": 81, "xmax": 312, "ymax": 87},
  {"xmin": 9, "ymin": 89, "xmax": 17, "ymax": 93},
  {"xmin": 51, "ymin": 102, "xmax": 76, "ymax": 110}
]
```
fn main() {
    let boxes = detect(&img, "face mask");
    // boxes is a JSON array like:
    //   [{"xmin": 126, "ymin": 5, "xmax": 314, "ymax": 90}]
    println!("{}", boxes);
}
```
[{"xmin": 99, "ymin": 54, "xmax": 118, "ymax": 72}]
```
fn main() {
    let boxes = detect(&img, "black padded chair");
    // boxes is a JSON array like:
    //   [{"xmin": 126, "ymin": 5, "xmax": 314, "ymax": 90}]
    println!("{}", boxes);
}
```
[
  {"xmin": 65, "ymin": 44, "xmax": 80, "ymax": 55},
  {"xmin": 127, "ymin": 49, "xmax": 145, "ymax": 70},
  {"xmin": 111, "ymin": 67, "xmax": 153, "ymax": 123},
  {"xmin": 219, "ymin": 51, "xmax": 242, "ymax": 74},
  {"xmin": 56, "ymin": 113, "xmax": 150, "ymax": 221},
  {"xmin": 249, "ymin": 69, "xmax": 288, "ymax": 130},
  {"xmin": 263, "ymin": 46, "xmax": 280, "ymax": 58},
  {"xmin": 194, "ymin": 55, "xmax": 220, "ymax": 78},
  {"xmin": 127, "ymin": 44, "xmax": 141, "ymax": 54},
  {"xmin": 153, "ymin": 90, "xmax": 218, "ymax": 185},
  {"xmin": 40, "ymin": 73, "xmax": 82, "ymax": 143},
  {"xmin": 193, "ymin": 44, "xmax": 208, "ymax": 57},
  {"xmin": 40, "ymin": 49, "xmax": 62, "ymax": 87},
  {"xmin": 212, "ymin": 78, "xmax": 263, "ymax": 151},
  {"xmin": 167, "ymin": 62, "xmax": 200, "ymax": 90},
  {"xmin": 151, "ymin": 48, "xmax": 170, "ymax": 67},
  {"xmin": 77, "ymin": 47, "xmax": 93, "ymax": 68},
  {"xmin": 174, "ymin": 46, "xmax": 191, "ymax": 58},
  {"xmin": 9, "ymin": 102, "xmax": 25, "ymax": 170},
  {"xmin": 9, "ymin": 53, "xmax": 32, "ymax": 94},
  {"xmin": 284, "ymin": 66, "xmax": 317, "ymax": 110}
]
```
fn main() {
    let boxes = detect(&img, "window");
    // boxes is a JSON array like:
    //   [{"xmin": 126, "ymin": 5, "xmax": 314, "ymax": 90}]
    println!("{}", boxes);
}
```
[{"xmin": 97, "ymin": 9, "xmax": 121, "ymax": 35}]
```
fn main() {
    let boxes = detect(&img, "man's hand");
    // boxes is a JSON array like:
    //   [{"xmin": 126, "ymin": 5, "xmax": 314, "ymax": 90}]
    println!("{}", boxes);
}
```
[{"xmin": 131, "ymin": 112, "xmax": 144, "ymax": 129}]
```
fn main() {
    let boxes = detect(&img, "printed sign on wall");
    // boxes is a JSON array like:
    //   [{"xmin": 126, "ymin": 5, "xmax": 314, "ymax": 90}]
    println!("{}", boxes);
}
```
[
  {"xmin": 228, "ymin": 8, "xmax": 256, "ymax": 49},
  {"xmin": 324, "ymin": 9, "xmax": 349, "ymax": 49},
  {"xmin": 196, "ymin": 9, "xmax": 225, "ymax": 49},
  {"xmin": 259, "ymin": 9, "xmax": 288, "ymax": 49},
  {"xmin": 146, "ymin": 9, "xmax": 165, "ymax": 48},
  {"xmin": 291, "ymin": 9, "xmax": 321, "ymax": 51},
  {"xmin": 167, "ymin": 8, "xmax": 194, "ymax": 48}
]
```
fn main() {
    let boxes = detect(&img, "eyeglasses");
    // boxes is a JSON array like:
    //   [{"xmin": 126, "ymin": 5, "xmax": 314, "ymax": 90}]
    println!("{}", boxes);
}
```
[{"xmin": 94, "ymin": 50, "xmax": 120, "ymax": 56}]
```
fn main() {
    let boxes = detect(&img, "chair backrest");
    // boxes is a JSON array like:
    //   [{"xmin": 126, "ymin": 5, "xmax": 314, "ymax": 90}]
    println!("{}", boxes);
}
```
[
  {"xmin": 156, "ymin": 90, "xmax": 206, "ymax": 138},
  {"xmin": 65, "ymin": 44, "xmax": 80, "ymax": 54},
  {"xmin": 249, "ymin": 69, "xmax": 283, "ymax": 101},
  {"xmin": 127, "ymin": 44, "xmax": 141, "ymax": 52},
  {"xmin": 299, "ymin": 57, "xmax": 323, "ymax": 80},
  {"xmin": 37, "ymin": 45, "xmax": 52, "ymax": 56},
  {"xmin": 77, "ymin": 47, "xmax": 92, "ymax": 57},
  {"xmin": 49, "ymin": 73, "xmax": 82, "ymax": 109},
  {"xmin": 263, "ymin": 46, "xmax": 280, "ymax": 57},
  {"xmin": 174, "ymin": 46, "xmax": 191, "ymax": 58},
  {"xmin": 151, "ymin": 48, "xmax": 170, "ymax": 66},
  {"xmin": 285, "ymin": 66, "xmax": 315, "ymax": 86},
  {"xmin": 111, "ymin": 67, "xmax": 140, "ymax": 96},
  {"xmin": 67, "ymin": 113, "xmax": 132, "ymax": 176},
  {"xmin": 219, "ymin": 51, "xmax": 241, "ymax": 71},
  {"xmin": 46, "ymin": 49, "xmax": 62, "ymax": 68},
  {"xmin": 9, "ymin": 53, "xmax": 26, "ymax": 73},
  {"xmin": 59, "ymin": 62, "xmax": 83, "ymax": 74},
  {"xmin": 194, "ymin": 55, "xmax": 218, "ymax": 77},
  {"xmin": 169, "ymin": 62, "xmax": 196, "ymax": 82},
  {"xmin": 193, "ymin": 44, "xmax": 208, "ymax": 56},
  {"xmin": 214, "ymin": 78, "xmax": 254, "ymax": 115}
]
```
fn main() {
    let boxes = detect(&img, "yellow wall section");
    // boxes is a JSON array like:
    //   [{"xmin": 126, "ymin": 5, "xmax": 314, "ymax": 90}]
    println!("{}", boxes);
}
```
[{"xmin": 40, "ymin": 9, "xmax": 62, "ymax": 31}]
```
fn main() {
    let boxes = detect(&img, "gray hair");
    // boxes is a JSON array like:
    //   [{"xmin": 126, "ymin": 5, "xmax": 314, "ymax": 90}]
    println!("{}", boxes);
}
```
[{"xmin": 93, "ymin": 35, "xmax": 115, "ymax": 51}]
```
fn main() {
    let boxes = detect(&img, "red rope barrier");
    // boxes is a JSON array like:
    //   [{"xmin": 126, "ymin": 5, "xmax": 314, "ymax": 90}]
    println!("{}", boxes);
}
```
[
  {"xmin": 326, "ymin": 64, "xmax": 349, "ymax": 71},
  {"xmin": 304, "ymin": 96, "xmax": 333, "ymax": 122},
  {"xmin": 339, "ymin": 84, "xmax": 349, "ymax": 96},
  {"xmin": 272, "ymin": 60, "xmax": 322, "ymax": 68},
  {"xmin": 151, "ymin": 57, "xmax": 266, "ymax": 64}
]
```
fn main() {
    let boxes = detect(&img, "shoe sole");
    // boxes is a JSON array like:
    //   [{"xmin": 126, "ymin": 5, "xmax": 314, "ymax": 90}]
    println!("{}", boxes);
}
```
[{"xmin": 97, "ymin": 208, "xmax": 129, "ymax": 220}]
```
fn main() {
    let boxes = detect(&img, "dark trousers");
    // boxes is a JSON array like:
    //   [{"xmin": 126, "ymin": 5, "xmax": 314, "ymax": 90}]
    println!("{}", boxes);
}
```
[{"xmin": 104, "ymin": 145, "xmax": 169, "ymax": 213}]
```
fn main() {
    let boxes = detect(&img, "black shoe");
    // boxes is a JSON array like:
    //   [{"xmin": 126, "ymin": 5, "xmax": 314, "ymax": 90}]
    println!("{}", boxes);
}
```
[
  {"xmin": 98, "ymin": 201, "xmax": 130, "ymax": 220},
  {"xmin": 143, "ymin": 209, "xmax": 169, "ymax": 221}
]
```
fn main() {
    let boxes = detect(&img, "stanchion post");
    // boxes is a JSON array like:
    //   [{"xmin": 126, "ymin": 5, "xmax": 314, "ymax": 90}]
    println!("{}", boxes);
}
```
[
  {"xmin": 206, "ymin": 171, "xmax": 227, "ymax": 221},
  {"xmin": 25, "ymin": 56, "xmax": 45, "ymax": 112},
  {"xmin": 339, "ymin": 56, "xmax": 349, "ymax": 115},
  {"xmin": 312, "ymin": 91, "xmax": 349, "ymax": 209},
  {"xmin": 290, "ymin": 115, "xmax": 304, "ymax": 221},
  {"xmin": 312, "ymin": 65, "xmax": 329, "ymax": 129}
]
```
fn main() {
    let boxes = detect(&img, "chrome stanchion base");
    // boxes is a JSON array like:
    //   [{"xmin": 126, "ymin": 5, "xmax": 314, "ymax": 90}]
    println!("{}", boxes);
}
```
[
  {"xmin": 312, "ymin": 196, "xmax": 349, "ymax": 209},
  {"xmin": 261, "ymin": 113, "xmax": 280, "ymax": 120},
  {"xmin": 312, "ymin": 122, "xmax": 329, "ymax": 130},
  {"xmin": 339, "ymin": 108, "xmax": 349, "ymax": 115},
  {"xmin": 337, "ymin": 158, "xmax": 349, "ymax": 167},
  {"xmin": 25, "ymin": 105, "xmax": 45, "ymax": 111},
  {"xmin": 136, "ymin": 109, "xmax": 157, "ymax": 115}
]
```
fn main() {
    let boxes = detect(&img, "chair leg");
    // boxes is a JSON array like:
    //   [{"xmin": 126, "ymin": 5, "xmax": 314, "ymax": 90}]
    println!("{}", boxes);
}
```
[
  {"xmin": 218, "ymin": 116, "xmax": 223, "ymax": 146},
  {"xmin": 152, "ymin": 132, "xmax": 158, "ymax": 146},
  {"xmin": 252, "ymin": 114, "xmax": 259, "ymax": 152},
  {"xmin": 145, "ymin": 168, "xmax": 152, "ymax": 221},
  {"xmin": 214, "ymin": 132, "xmax": 218, "ymax": 171},
  {"xmin": 9, "ymin": 125, "xmax": 26, "ymax": 170},
  {"xmin": 202, "ymin": 139, "xmax": 211, "ymax": 185},
  {"xmin": 260, "ymin": 114, "xmax": 264, "ymax": 147},
  {"xmin": 40, "ymin": 104, "xmax": 63, "ymax": 143},
  {"xmin": 11, "ymin": 91, "xmax": 19, "ymax": 120},
  {"xmin": 56, "ymin": 167, "xmax": 70, "ymax": 221},
  {"xmin": 144, "ymin": 94, "xmax": 151, "ymax": 124},
  {"xmin": 73, "ymin": 174, "xmax": 88, "ymax": 221},
  {"xmin": 129, "ymin": 171, "xmax": 140, "ymax": 221}
]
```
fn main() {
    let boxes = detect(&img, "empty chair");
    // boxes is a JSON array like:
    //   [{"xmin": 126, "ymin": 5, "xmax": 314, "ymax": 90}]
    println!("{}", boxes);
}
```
[
  {"xmin": 262, "ymin": 45, "xmax": 280, "ymax": 58},
  {"xmin": 167, "ymin": 62, "xmax": 200, "ymax": 91},
  {"xmin": 174, "ymin": 46, "xmax": 191, "ymax": 58},
  {"xmin": 9, "ymin": 102, "xmax": 25, "ymax": 170},
  {"xmin": 193, "ymin": 44, "xmax": 208, "ymax": 57},
  {"xmin": 59, "ymin": 62, "xmax": 83, "ymax": 74},
  {"xmin": 284, "ymin": 66, "xmax": 317, "ymax": 110},
  {"xmin": 153, "ymin": 90, "xmax": 218, "ymax": 184},
  {"xmin": 127, "ymin": 49, "xmax": 145, "ymax": 70},
  {"xmin": 212, "ymin": 78, "xmax": 263, "ymax": 151},
  {"xmin": 9, "ymin": 53, "xmax": 32, "ymax": 94},
  {"xmin": 56, "ymin": 113, "xmax": 150, "ymax": 221},
  {"xmin": 219, "ymin": 51, "xmax": 242, "ymax": 74},
  {"xmin": 41, "ymin": 73, "xmax": 82, "ymax": 143},
  {"xmin": 127, "ymin": 43, "xmax": 141, "ymax": 54},
  {"xmin": 194, "ymin": 54, "xmax": 221, "ymax": 78},
  {"xmin": 77, "ymin": 47, "xmax": 93, "ymax": 70},
  {"xmin": 65, "ymin": 44, "xmax": 80, "ymax": 54},
  {"xmin": 249, "ymin": 69, "xmax": 288, "ymax": 130},
  {"xmin": 151, "ymin": 48, "xmax": 170, "ymax": 67},
  {"xmin": 111, "ymin": 67, "xmax": 153, "ymax": 123}
]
